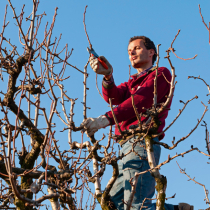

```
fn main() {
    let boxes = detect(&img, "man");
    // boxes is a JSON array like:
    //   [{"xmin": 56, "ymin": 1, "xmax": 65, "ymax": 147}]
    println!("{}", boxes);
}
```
[{"xmin": 82, "ymin": 36, "xmax": 193, "ymax": 210}]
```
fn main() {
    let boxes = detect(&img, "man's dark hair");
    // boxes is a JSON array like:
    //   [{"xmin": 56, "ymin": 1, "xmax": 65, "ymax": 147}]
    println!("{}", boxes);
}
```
[{"xmin": 128, "ymin": 36, "xmax": 157, "ymax": 65}]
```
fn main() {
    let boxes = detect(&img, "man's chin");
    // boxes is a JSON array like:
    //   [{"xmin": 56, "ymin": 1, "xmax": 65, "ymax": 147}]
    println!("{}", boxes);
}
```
[
  {"xmin": 132, "ymin": 62, "xmax": 141, "ymax": 69},
  {"xmin": 131, "ymin": 60, "xmax": 147, "ymax": 69}
]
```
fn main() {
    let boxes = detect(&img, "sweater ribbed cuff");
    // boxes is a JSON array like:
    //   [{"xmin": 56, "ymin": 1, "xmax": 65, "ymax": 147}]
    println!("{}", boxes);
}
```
[{"xmin": 102, "ymin": 75, "xmax": 114, "ymax": 89}]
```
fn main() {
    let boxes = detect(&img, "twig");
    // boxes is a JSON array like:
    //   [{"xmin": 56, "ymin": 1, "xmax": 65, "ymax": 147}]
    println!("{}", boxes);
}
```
[
  {"xmin": 155, "ymin": 102, "xmax": 208, "ymax": 149},
  {"xmin": 29, "ymin": 0, "xmax": 37, "ymax": 48},
  {"xmin": 177, "ymin": 161, "xmax": 210, "ymax": 206},
  {"xmin": 50, "ymin": 53, "xmax": 85, "ymax": 74},
  {"xmin": 158, "ymin": 47, "xmax": 175, "ymax": 114},
  {"xmin": 45, "ymin": 7, "xmax": 58, "ymax": 100},
  {"xmin": 83, "ymin": 59, "xmax": 89, "ymax": 120},
  {"xmin": 58, "ymin": 44, "xmax": 69, "ymax": 79},
  {"xmin": 95, "ymin": 73, "xmax": 104, "ymax": 100},
  {"xmin": 69, "ymin": 98, "xmax": 77, "ymax": 144},
  {"xmin": 202, "ymin": 121, "xmax": 210, "ymax": 155},
  {"xmin": 60, "ymin": 85, "xmax": 70, "ymax": 125},
  {"xmin": 153, "ymin": 96, "xmax": 198, "ymax": 138},
  {"xmin": 170, "ymin": 30, "xmax": 197, "ymax": 60},
  {"xmin": 198, "ymin": 4, "xmax": 209, "ymax": 31},
  {"xmin": 136, "ymin": 146, "xmax": 210, "ymax": 177},
  {"xmin": 188, "ymin": 75, "xmax": 210, "ymax": 96},
  {"xmin": 12, "ymin": 64, "xmax": 31, "ymax": 167},
  {"xmin": 109, "ymin": 98, "xmax": 123, "ymax": 136},
  {"xmin": 0, "ymin": 5, "xmax": 8, "ymax": 54},
  {"xmin": 83, "ymin": 5, "xmax": 92, "ymax": 49},
  {"xmin": 106, "ymin": 125, "xmax": 112, "ymax": 150},
  {"xmin": 154, "ymin": 44, "xmax": 161, "ymax": 109},
  {"xmin": 53, "ymin": 139, "xmax": 65, "ymax": 170},
  {"xmin": 7, "ymin": 0, "xmax": 29, "ymax": 49},
  {"xmin": 139, "ymin": 197, "xmax": 153, "ymax": 210},
  {"xmin": 45, "ymin": 134, "xmax": 53, "ymax": 182},
  {"xmin": 198, "ymin": 4, "xmax": 210, "ymax": 45},
  {"xmin": 131, "ymin": 94, "xmax": 142, "ymax": 130}
]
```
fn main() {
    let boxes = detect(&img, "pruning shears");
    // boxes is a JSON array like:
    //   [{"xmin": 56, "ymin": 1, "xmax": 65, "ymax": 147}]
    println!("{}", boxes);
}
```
[{"xmin": 87, "ymin": 47, "xmax": 108, "ymax": 70}]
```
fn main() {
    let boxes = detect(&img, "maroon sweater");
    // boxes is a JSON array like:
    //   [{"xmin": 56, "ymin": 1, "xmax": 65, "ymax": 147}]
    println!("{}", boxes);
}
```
[{"xmin": 102, "ymin": 67, "xmax": 172, "ymax": 140}]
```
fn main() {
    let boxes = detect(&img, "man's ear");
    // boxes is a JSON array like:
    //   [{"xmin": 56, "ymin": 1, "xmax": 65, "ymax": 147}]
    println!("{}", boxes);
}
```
[{"xmin": 149, "ymin": 49, "xmax": 155, "ymax": 57}]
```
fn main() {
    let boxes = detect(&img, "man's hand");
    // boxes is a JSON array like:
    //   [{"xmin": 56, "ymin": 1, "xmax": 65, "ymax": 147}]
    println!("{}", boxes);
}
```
[
  {"xmin": 89, "ymin": 56, "xmax": 113, "ymax": 76},
  {"xmin": 80, "ymin": 115, "xmax": 110, "ymax": 137}
]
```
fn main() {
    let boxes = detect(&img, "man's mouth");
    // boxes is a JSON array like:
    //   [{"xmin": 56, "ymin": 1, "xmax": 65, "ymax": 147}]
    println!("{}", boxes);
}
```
[{"xmin": 132, "ymin": 56, "xmax": 137, "ymax": 60}]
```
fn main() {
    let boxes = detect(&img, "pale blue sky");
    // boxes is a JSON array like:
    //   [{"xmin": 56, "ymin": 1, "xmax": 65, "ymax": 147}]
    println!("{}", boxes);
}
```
[{"xmin": 0, "ymin": 1, "xmax": 210, "ymax": 209}]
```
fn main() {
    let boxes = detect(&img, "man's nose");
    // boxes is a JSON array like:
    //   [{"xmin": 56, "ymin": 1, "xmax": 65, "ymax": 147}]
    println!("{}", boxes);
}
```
[{"xmin": 131, "ymin": 50, "xmax": 136, "ymax": 55}]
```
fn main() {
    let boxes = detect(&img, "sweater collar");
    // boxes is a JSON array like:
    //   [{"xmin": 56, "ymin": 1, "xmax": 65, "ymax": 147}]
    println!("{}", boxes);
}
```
[
  {"xmin": 138, "ymin": 66, "xmax": 153, "ymax": 76},
  {"xmin": 131, "ymin": 66, "xmax": 154, "ymax": 79}
]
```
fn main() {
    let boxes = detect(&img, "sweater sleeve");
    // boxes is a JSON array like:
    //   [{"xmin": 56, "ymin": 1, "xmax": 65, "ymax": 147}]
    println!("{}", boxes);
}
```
[
  {"xmin": 102, "ymin": 76, "xmax": 130, "ymax": 105},
  {"xmin": 105, "ymin": 68, "xmax": 171, "ymax": 125}
]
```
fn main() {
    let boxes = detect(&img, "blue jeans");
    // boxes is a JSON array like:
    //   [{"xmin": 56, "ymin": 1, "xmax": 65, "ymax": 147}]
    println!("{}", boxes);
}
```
[{"xmin": 110, "ymin": 137, "xmax": 174, "ymax": 210}]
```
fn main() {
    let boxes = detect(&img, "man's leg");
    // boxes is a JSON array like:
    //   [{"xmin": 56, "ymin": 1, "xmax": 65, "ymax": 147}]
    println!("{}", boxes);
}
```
[
  {"xmin": 122, "ymin": 137, "xmax": 174, "ymax": 210},
  {"xmin": 110, "ymin": 159, "xmax": 124, "ymax": 210},
  {"xmin": 110, "ymin": 137, "xmax": 175, "ymax": 210},
  {"xmin": 121, "ymin": 138, "xmax": 157, "ymax": 209}
]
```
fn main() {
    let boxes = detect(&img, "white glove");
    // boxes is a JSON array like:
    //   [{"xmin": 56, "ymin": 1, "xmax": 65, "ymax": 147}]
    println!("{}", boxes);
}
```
[
  {"xmin": 89, "ymin": 56, "xmax": 113, "ymax": 76},
  {"xmin": 80, "ymin": 115, "xmax": 110, "ymax": 137}
]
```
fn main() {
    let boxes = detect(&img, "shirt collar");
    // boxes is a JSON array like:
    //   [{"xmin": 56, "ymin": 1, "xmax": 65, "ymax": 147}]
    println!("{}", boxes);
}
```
[{"xmin": 138, "ymin": 66, "xmax": 153, "ymax": 77}]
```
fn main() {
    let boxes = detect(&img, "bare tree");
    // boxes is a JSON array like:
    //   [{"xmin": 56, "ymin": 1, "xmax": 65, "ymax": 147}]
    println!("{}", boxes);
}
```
[{"xmin": 0, "ymin": 1, "xmax": 209, "ymax": 210}]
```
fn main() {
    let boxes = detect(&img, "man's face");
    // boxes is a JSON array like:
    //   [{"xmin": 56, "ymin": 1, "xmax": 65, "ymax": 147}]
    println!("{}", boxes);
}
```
[{"xmin": 128, "ymin": 39, "xmax": 154, "ymax": 69}]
